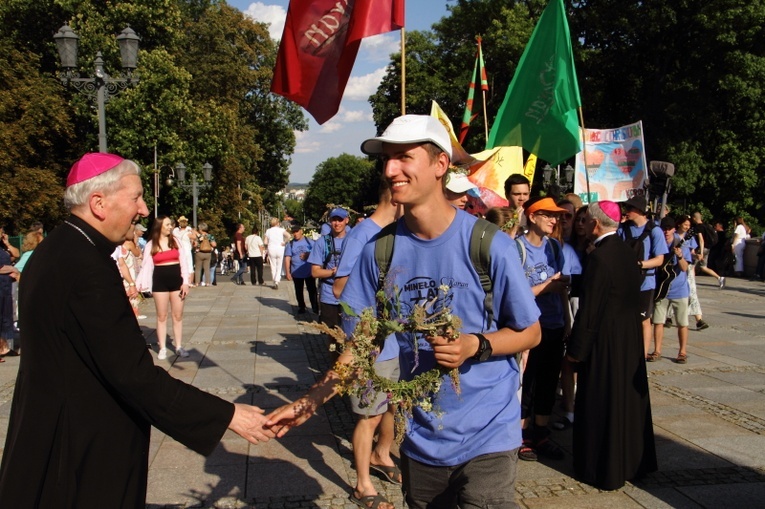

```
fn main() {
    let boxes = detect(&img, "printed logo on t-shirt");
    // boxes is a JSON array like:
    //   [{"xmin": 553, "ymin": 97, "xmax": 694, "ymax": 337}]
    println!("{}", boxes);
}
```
[{"xmin": 526, "ymin": 262, "xmax": 553, "ymax": 286}]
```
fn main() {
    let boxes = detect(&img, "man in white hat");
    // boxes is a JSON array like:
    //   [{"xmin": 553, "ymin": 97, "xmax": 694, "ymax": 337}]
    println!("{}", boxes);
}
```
[
  {"xmin": 0, "ymin": 153, "xmax": 274, "ymax": 508},
  {"xmin": 444, "ymin": 171, "xmax": 479, "ymax": 211},
  {"xmin": 267, "ymin": 116, "xmax": 541, "ymax": 508}
]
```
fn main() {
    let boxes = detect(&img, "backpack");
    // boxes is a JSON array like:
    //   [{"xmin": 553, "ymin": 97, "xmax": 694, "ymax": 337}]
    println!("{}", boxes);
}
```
[
  {"xmin": 622, "ymin": 220, "xmax": 655, "ymax": 263},
  {"xmin": 198, "ymin": 234, "xmax": 213, "ymax": 253},
  {"xmin": 697, "ymin": 223, "xmax": 718, "ymax": 249},
  {"xmin": 514, "ymin": 236, "xmax": 562, "ymax": 272},
  {"xmin": 374, "ymin": 218, "xmax": 499, "ymax": 325},
  {"xmin": 320, "ymin": 234, "xmax": 338, "ymax": 269}
]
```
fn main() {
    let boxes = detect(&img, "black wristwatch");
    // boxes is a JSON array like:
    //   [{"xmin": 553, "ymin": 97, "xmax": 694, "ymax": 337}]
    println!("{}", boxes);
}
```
[{"xmin": 472, "ymin": 333, "xmax": 493, "ymax": 362}]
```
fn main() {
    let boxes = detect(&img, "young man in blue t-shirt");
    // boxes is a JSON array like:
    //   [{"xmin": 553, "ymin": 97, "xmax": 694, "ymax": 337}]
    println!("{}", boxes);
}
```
[
  {"xmin": 284, "ymin": 224, "xmax": 318, "ymax": 315},
  {"xmin": 308, "ymin": 208, "xmax": 349, "ymax": 330},
  {"xmin": 650, "ymin": 217, "xmax": 694, "ymax": 364},
  {"xmin": 617, "ymin": 196, "xmax": 669, "ymax": 357},
  {"xmin": 266, "ymin": 115, "xmax": 541, "ymax": 509}
]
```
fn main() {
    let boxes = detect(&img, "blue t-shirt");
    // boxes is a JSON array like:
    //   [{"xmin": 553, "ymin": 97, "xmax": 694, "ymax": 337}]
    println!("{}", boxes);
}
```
[
  {"xmin": 285, "ymin": 237, "xmax": 314, "ymax": 279},
  {"xmin": 335, "ymin": 219, "xmax": 383, "ymax": 279},
  {"xmin": 618, "ymin": 221, "xmax": 669, "ymax": 291},
  {"xmin": 518, "ymin": 236, "xmax": 566, "ymax": 329},
  {"xmin": 561, "ymin": 242, "xmax": 582, "ymax": 276},
  {"xmin": 307, "ymin": 234, "xmax": 346, "ymax": 305},
  {"xmin": 341, "ymin": 210, "xmax": 540, "ymax": 467},
  {"xmin": 667, "ymin": 234, "xmax": 695, "ymax": 299}
]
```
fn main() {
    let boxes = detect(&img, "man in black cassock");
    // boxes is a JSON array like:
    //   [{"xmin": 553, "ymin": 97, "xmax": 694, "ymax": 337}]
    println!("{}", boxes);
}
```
[
  {"xmin": 0, "ymin": 153, "xmax": 275, "ymax": 508},
  {"xmin": 567, "ymin": 200, "xmax": 657, "ymax": 491}
]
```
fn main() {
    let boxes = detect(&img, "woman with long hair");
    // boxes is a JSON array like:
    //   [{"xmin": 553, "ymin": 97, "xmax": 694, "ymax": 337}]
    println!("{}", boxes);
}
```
[
  {"xmin": 675, "ymin": 215, "xmax": 708, "ymax": 330},
  {"xmin": 732, "ymin": 216, "xmax": 750, "ymax": 276},
  {"xmin": 136, "ymin": 216, "xmax": 190, "ymax": 360}
]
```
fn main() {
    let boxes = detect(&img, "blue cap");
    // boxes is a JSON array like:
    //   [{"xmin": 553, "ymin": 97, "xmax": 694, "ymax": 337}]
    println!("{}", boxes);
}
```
[{"xmin": 329, "ymin": 208, "xmax": 348, "ymax": 219}]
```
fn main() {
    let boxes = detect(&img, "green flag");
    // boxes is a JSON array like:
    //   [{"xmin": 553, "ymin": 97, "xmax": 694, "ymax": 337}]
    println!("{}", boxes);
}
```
[{"xmin": 486, "ymin": 0, "xmax": 581, "ymax": 165}]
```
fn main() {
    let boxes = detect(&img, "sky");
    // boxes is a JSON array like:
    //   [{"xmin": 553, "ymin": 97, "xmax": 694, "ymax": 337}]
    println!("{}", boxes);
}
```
[{"xmin": 227, "ymin": 1, "xmax": 452, "ymax": 183}]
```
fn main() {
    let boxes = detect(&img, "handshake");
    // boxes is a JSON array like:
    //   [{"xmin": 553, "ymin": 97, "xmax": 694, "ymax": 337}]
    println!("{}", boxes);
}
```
[{"xmin": 227, "ymin": 397, "xmax": 321, "ymax": 445}]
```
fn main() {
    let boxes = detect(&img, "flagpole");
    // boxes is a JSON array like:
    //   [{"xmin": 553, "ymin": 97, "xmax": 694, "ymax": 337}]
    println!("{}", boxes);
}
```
[
  {"xmin": 578, "ymin": 107, "xmax": 591, "ymax": 201},
  {"xmin": 400, "ymin": 28, "xmax": 406, "ymax": 115}
]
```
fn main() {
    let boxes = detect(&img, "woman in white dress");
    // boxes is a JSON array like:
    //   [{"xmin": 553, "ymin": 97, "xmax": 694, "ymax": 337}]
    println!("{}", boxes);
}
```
[{"xmin": 731, "ymin": 217, "xmax": 750, "ymax": 276}]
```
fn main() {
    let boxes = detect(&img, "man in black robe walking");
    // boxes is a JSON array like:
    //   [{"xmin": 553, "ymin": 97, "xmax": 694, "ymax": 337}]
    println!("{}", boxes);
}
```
[
  {"xmin": 567, "ymin": 200, "xmax": 657, "ymax": 491},
  {"xmin": 0, "ymin": 153, "xmax": 275, "ymax": 508}
]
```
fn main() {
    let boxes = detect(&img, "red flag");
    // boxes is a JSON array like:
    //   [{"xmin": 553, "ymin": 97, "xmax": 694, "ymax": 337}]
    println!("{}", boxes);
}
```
[
  {"xmin": 458, "ymin": 37, "xmax": 489, "ymax": 144},
  {"xmin": 271, "ymin": 0, "xmax": 405, "ymax": 125}
]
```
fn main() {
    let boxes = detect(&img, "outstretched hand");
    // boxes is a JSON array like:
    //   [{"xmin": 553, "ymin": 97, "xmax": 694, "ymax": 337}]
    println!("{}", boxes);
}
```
[
  {"xmin": 228, "ymin": 403, "xmax": 277, "ymax": 445},
  {"xmin": 265, "ymin": 397, "xmax": 319, "ymax": 438}
]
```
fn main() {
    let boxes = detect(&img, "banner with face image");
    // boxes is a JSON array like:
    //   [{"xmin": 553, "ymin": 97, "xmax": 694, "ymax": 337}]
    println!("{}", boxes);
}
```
[{"xmin": 573, "ymin": 121, "xmax": 647, "ymax": 204}]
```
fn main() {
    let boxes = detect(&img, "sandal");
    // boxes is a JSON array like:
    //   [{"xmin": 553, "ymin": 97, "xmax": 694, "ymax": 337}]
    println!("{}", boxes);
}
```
[
  {"xmin": 646, "ymin": 351, "xmax": 661, "ymax": 362},
  {"xmin": 369, "ymin": 462, "xmax": 402, "ymax": 484},
  {"xmin": 519, "ymin": 439, "xmax": 538, "ymax": 461},
  {"xmin": 350, "ymin": 492, "xmax": 394, "ymax": 509},
  {"xmin": 675, "ymin": 353, "xmax": 688, "ymax": 364}
]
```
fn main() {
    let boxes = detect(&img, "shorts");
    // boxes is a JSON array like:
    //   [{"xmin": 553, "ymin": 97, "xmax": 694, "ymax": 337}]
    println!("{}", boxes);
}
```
[
  {"xmin": 698, "ymin": 248, "xmax": 711, "ymax": 268},
  {"xmin": 653, "ymin": 297, "xmax": 689, "ymax": 327},
  {"xmin": 638, "ymin": 289, "xmax": 655, "ymax": 321},
  {"xmin": 152, "ymin": 264, "xmax": 183, "ymax": 292},
  {"xmin": 349, "ymin": 358, "xmax": 400, "ymax": 416}
]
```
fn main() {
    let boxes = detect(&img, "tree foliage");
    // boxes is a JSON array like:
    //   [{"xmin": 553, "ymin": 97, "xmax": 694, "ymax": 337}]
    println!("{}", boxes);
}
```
[
  {"xmin": 370, "ymin": 0, "xmax": 765, "ymax": 228},
  {"xmin": 303, "ymin": 154, "xmax": 377, "ymax": 221},
  {"xmin": 0, "ymin": 0, "xmax": 307, "ymax": 239}
]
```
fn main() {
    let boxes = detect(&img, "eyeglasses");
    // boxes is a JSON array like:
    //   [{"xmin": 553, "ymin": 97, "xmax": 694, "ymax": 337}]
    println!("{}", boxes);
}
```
[
  {"xmin": 534, "ymin": 212, "xmax": 560, "ymax": 220},
  {"xmin": 330, "ymin": 217, "xmax": 345, "ymax": 222}
]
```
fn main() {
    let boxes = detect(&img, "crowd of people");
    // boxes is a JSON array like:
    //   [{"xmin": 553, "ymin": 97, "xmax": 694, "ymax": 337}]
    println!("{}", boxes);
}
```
[{"xmin": 0, "ymin": 118, "xmax": 762, "ymax": 508}]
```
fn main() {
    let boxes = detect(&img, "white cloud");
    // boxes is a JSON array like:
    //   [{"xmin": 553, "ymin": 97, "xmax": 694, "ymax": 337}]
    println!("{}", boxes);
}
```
[
  {"xmin": 320, "ymin": 122, "xmax": 343, "ymax": 134},
  {"xmin": 361, "ymin": 32, "xmax": 402, "ymax": 63},
  {"xmin": 345, "ymin": 67, "xmax": 387, "ymax": 101},
  {"xmin": 242, "ymin": 2, "xmax": 287, "ymax": 41},
  {"xmin": 294, "ymin": 131, "xmax": 322, "ymax": 154},
  {"xmin": 338, "ymin": 109, "xmax": 372, "ymax": 123}
]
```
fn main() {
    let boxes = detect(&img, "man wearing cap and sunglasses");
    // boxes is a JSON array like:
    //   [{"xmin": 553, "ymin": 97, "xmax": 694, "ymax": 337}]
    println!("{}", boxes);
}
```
[
  {"xmin": 0, "ymin": 153, "xmax": 275, "ymax": 507},
  {"xmin": 267, "ymin": 115, "xmax": 541, "ymax": 509},
  {"xmin": 617, "ymin": 195, "xmax": 669, "ymax": 358},
  {"xmin": 308, "ymin": 207, "xmax": 349, "ymax": 333}
]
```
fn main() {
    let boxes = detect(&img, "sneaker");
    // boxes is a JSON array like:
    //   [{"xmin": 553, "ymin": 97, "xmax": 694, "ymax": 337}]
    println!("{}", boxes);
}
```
[
  {"xmin": 697, "ymin": 320, "xmax": 709, "ymax": 330},
  {"xmin": 719, "ymin": 277, "xmax": 725, "ymax": 289},
  {"xmin": 157, "ymin": 348, "xmax": 168, "ymax": 360},
  {"xmin": 665, "ymin": 318, "xmax": 673, "ymax": 327},
  {"xmin": 297, "ymin": 308, "xmax": 306, "ymax": 314},
  {"xmin": 273, "ymin": 283, "xmax": 279, "ymax": 289},
  {"xmin": 177, "ymin": 347, "xmax": 189, "ymax": 358},
  {"xmin": 137, "ymin": 315, "xmax": 147, "ymax": 320}
]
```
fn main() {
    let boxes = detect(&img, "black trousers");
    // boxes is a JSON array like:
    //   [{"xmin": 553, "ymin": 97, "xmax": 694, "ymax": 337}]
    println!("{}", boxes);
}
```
[
  {"xmin": 248, "ymin": 257, "xmax": 264, "ymax": 285},
  {"xmin": 293, "ymin": 277, "xmax": 318, "ymax": 312}
]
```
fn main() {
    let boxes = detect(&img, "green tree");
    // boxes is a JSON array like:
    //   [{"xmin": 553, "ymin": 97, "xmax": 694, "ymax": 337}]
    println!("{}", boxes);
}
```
[
  {"xmin": 303, "ymin": 154, "xmax": 377, "ymax": 221},
  {"xmin": 370, "ymin": 0, "xmax": 765, "ymax": 227}
]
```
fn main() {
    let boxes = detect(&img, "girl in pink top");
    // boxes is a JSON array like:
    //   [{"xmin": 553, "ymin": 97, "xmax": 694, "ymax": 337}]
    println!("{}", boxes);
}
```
[{"xmin": 137, "ymin": 216, "xmax": 190, "ymax": 360}]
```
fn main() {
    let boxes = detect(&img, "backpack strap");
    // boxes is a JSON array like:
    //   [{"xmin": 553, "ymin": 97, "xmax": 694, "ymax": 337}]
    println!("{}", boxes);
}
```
[
  {"xmin": 515, "ymin": 237, "xmax": 527, "ymax": 268},
  {"xmin": 469, "ymin": 218, "xmax": 499, "ymax": 328},
  {"xmin": 322, "ymin": 234, "xmax": 334, "ymax": 268},
  {"xmin": 374, "ymin": 222, "xmax": 398, "ymax": 291}
]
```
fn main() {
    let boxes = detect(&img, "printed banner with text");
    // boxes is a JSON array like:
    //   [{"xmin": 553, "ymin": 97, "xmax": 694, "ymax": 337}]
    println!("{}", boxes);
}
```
[{"xmin": 574, "ymin": 121, "xmax": 647, "ymax": 204}]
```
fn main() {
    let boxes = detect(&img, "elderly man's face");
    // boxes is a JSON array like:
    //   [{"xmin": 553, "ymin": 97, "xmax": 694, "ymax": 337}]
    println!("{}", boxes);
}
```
[{"xmin": 103, "ymin": 174, "xmax": 149, "ymax": 243}]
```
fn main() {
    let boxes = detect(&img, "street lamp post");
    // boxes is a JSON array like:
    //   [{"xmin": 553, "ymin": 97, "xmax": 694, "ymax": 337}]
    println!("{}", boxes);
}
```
[
  {"xmin": 542, "ymin": 164, "xmax": 575, "ymax": 198},
  {"xmin": 53, "ymin": 23, "xmax": 140, "ymax": 153},
  {"xmin": 175, "ymin": 162, "xmax": 213, "ymax": 227}
]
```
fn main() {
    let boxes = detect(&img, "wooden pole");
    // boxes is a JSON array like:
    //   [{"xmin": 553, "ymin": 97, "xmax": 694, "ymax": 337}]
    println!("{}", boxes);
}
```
[
  {"xmin": 578, "ymin": 107, "xmax": 591, "ymax": 201},
  {"xmin": 400, "ymin": 28, "xmax": 406, "ymax": 115}
]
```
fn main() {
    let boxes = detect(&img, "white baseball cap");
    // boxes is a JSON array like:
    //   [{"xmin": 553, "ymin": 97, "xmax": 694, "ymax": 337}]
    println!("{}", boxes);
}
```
[
  {"xmin": 445, "ymin": 172, "xmax": 478, "ymax": 194},
  {"xmin": 361, "ymin": 115, "xmax": 452, "ymax": 159}
]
